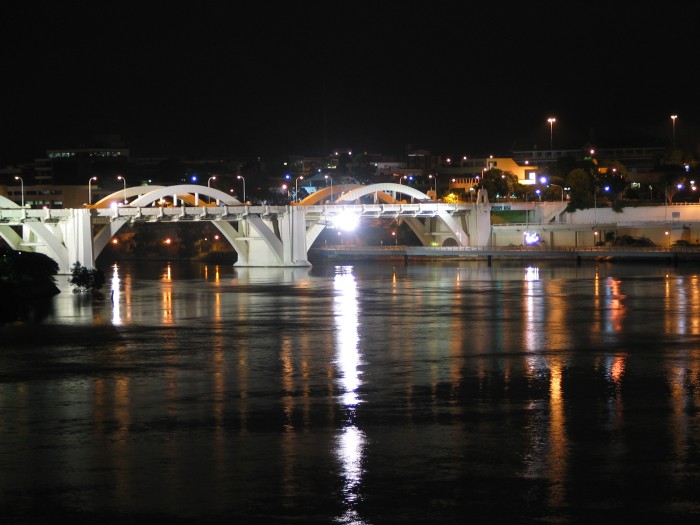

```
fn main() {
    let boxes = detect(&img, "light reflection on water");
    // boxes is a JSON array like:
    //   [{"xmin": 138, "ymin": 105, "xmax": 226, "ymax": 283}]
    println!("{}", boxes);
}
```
[
  {"xmin": 1, "ymin": 259, "xmax": 700, "ymax": 522},
  {"xmin": 333, "ymin": 265, "xmax": 367, "ymax": 524}
]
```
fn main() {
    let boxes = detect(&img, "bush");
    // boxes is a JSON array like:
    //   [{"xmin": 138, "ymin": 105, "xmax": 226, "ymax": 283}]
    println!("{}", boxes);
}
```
[{"xmin": 69, "ymin": 262, "xmax": 105, "ymax": 293}]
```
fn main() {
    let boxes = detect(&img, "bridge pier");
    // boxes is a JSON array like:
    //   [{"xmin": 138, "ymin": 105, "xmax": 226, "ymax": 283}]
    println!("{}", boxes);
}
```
[{"xmin": 230, "ymin": 207, "xmax": 311, "ymax": 267}]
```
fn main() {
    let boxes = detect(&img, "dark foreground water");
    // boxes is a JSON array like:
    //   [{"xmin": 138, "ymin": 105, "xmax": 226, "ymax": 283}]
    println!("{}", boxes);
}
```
[{"xmin": 2, "ymin": 258, "xmax": 700, "ymax": 524}]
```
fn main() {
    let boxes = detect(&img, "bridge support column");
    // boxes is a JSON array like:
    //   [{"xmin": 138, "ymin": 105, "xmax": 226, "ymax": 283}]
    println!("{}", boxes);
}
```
[
  {"xmin": 65, "ymin": 209, "xmax": 96, "ymax": 270},
  {"xmin": 233, "ymin": 207, "xmax": 311, "ymax": 267}
]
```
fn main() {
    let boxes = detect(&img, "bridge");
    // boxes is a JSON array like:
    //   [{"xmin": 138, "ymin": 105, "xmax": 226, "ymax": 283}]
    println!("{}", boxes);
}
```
[{"xmin": 0, "ymin": 183, "xmax": 489, "ymax": 273}]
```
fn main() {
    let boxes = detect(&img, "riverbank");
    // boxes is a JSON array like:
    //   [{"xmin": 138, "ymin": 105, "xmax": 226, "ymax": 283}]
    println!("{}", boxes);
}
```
[
  {"xmin": 310, "ymin": 245, "xmax": 700, "ymax": 264},
  {"xmin": 0, "ymin": 249, "xmax": 61, "ymax": 324}
]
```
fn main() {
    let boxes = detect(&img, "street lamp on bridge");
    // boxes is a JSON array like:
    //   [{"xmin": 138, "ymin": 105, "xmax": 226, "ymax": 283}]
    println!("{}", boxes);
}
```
[
  {"xmin": 295, "ymin": 176, "xmax": 304, "ymax": 202},
  {"xmin": 207, "ymin": 176, "xmax": 217, "ymax": 204},
  {"xmin": 324, "ymin": 175, "xmax": 333, "ymax": 202},
  {"xmin": 428, "ymin": 174, "xmax": 437, "ymax": 197},
  {"xmin": 117, "ymin": 175, "xmax": 127, "ymax": 204},
  {"xmin": 14, "ymin": 176, "xmax": 24, "ymax": 207},
  {"xmin": 237, "ymin": 175, "xmax": 246, "ymax": 203},
  {"xmin": 88, "ymin": 177, "xmax": 97, "ymax": 205}
]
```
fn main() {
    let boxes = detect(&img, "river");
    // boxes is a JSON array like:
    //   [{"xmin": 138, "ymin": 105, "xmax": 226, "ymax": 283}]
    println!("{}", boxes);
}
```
[{"xmin": 1, "ymin": 258, "xmax": 699, "ymax": 524}]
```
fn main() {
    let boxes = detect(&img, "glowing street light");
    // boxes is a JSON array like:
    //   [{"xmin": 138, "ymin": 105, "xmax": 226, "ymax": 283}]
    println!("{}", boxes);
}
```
[
  {"xmin": 281, "ymin": 184, "xmax": 290, "ymax": 202},
  {"xmin": 547, "ymin": 117, "xmax": 556, "ymax": 150},
  {"xmin": 14, "ymin": 176, "xmax": 24, "ymax": 207},
  {"xmin": 428, "ymin": 174, "xmax": 438, "ymax": 196},
  {"xmin": 237, "ymin": 175, "xmax": 246, "ymax": 203},
  {"xmin": 117, "ymin": 175, "xmax": 127, "ymax": 204},
  {"xmin": 539, "ymin": 176, "xmax": 564, "ymax": 202},
  {"xmin": 594, "ymin": 185, "xmax": 610, "ymax": 224},
  {"xmin": 324, "ymin": 174, "xmax": 333, "ymax": 202},
  {"xmin": 88, "ymin": 176, "xmax": 97, "ymax": 205},
  {"xmin": 671, "ymin": 114, "xmax": 678, "ymax": 149},
  {"xmin": 551, "ymin": 183, "xmax": 564, "ymax": 202},
  {"xmin": 295, "ymin": 176, "xmax": 304, "ymax": 202},
  {"xmin": 205, "ymin": 176, "xmax": 217, "ymax": 205}
]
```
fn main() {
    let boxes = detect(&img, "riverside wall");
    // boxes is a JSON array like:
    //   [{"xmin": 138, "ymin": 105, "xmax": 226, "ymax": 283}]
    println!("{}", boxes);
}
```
[{"xmin": 490, "ymin": 202, "xmax": 700, "ymax": 247}]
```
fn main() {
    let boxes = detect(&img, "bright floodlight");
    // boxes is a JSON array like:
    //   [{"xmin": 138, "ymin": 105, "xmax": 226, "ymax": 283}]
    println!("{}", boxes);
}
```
[
  {"xmin": 333, "ymin": 210, "xmax": 360, "ymax": 231},
  {"xmin": 524, "ymin": 231, "xmax": 541, "ymax": 245}
]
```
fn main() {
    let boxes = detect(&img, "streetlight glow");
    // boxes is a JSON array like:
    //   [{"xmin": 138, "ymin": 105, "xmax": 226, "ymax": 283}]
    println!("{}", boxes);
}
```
[
  {"xmin": 295, "ymin": 176, "xmax": 304, "ymax": 202},
  {"xmin": 237, "ymin": 175, "xmax": 246, "ymax": 203},
  {"xmin": 206, "ymin": 176, "xmax": 217, "ymax": 205},
  {"xmin": 671, "ymin": 115, "xmax": 678, "ymax": 149},
  {"xmin": 117, "ymin": 175, "xmax": 127, "ymax": 204},
  {"xmin": 324, "ymin": 174, "xmax": 333, "ymax": 202},
  {"xmin": 428, "ymin": 174, "xmax": 438, "ymax": 197},
  {"xmin": 547, "ymin": 117, "xmax": 556, "ymax": 150},
  {"xmin": 14, "ymin": 176, "xmax": 24, "ymax": 207},
  {"xmin": 88, "ymin": 176, "xmax": 97, "ymax": 205},
  {"xmin": 539, "ymin": 176, "xmax": 564, "ymax": 202}
]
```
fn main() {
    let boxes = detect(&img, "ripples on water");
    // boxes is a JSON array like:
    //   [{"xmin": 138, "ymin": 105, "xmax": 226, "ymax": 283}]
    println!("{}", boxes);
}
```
[{"xmin": 1, "ymin": 259, "xmax": 700, "ymax": 524}]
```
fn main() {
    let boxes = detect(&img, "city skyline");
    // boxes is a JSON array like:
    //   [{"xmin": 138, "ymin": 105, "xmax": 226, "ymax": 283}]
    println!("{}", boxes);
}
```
[{"xmin": 2, "ymin": 3, "xmax": 699, "ymax": 165}]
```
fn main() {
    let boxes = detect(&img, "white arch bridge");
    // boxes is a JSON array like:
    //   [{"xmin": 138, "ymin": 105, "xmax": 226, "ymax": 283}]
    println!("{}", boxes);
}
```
[{"xmin": 0, "ymin": 183, "xmax": 491, "ymax": 273}]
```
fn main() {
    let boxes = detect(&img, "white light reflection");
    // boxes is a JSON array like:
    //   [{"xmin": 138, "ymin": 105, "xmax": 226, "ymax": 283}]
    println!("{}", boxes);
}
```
[
  {"xmin": 111, "ymin": 264, "xmax": 121, "ymax": 325},
  {"xmin": 523, "ymin": 266, "xmax": 544, "ymax": 353},
  {"xmin": 524, "ymin": 266, "xmax": 539, "ymax": 282},
  {"xmin": 333, "ymin": 266, "xmax": 368, "ymax": 525}
]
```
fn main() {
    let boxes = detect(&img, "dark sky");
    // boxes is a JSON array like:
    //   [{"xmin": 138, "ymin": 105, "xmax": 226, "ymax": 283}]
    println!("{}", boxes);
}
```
[{"xmin": 2, "ymin": 2, "xmax": 699, "ymax": 165}]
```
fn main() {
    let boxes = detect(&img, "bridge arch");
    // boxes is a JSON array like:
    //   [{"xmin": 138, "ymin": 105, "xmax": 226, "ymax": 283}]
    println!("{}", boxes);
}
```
[
  {"xmin": 296, "ymin": 183, "xmax": 432, "ymax": 206},
  {"xmin": 336, "ymin": 183, "xmax": 432, "ymax": 204},
  {"xmin": 296, "ymin": 184, "xmax": 363, "ymax": 205},
  {"xmin": 91, "ymin": 184, "xmax": 246, "ymax": 263},
  {"xmin": 90, "ymin": 184, "xmax": 240, "ymax": 208}
]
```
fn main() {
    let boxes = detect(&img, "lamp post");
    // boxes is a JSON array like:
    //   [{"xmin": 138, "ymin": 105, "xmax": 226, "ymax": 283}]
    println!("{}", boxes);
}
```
[
  {"xmin": 324, "ymin": 175, "xmax": 333, "ymax": 202},
  {"xmin": 295, "ymin": 176, "xmax": 304, "ymax": 202},
  {"xmin": 428, "ymin": 174, "xmax": 437, "ymax": 197},
  {"xmin": 551, "ymin": 183, "xmax": 564, "ymax": 202},
  {"xmin": 88, "ymin": 176, "xmax": 97, "ymax": 205},
  {"xmin": 236, "ymin": 175, "xmax": 246, "ymax": 203},
  {"xmin": 547, "ymin": 117, "xmax": 556, "ymax": 150},
  {"xmin": 282, "ymin": 184, "xmax": 290, "ymax": 202},
  {"xmin": 206, "ymin": 176, "xmax": 217, "ymax": 205},
  {"xmin": 14, "ymin": 176, "xmax": 24, "ymax": 207},
  {"xmin": 117, "ymin": 175, "xmax": 127, "ymax": 204},
  {"xmin": 540, "ymin": 176, "xmax": 564, "ymax": 202},
  {"xmin": 594, "ymin": 187, "xmax": 597, "ymax": 225},
  {"xmin": 671, "ymin": 114, "xmax": 678, "ymax": 149},
  {"xmin": 594, "ymin": 185, "xmax": 610, "ymax": 225}
]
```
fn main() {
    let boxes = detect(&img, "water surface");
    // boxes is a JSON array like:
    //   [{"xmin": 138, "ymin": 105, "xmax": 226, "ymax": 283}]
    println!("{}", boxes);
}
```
[{"xmin": 1, "ymin": 259, "xmax": 699, "ymax": 524}]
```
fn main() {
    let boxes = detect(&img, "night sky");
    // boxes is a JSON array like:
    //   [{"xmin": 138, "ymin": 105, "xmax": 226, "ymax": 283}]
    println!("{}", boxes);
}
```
[{"xmin": 2, "ymin": 2, "xmax": 699, "ymax": 165}]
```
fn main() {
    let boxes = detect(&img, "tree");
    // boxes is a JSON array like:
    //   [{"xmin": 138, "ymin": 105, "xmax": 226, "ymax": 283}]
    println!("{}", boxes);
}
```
[
  {"xmin": 69, "ymin": 262, "xmax": 105, "ymax": 293},
  {"xmin": 565, "ymin": 168, "xmax": 593, "ymax": 211},
  {"xmin": 477, "ymin": 168, "xmax": 518, "ymax": 200}
]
